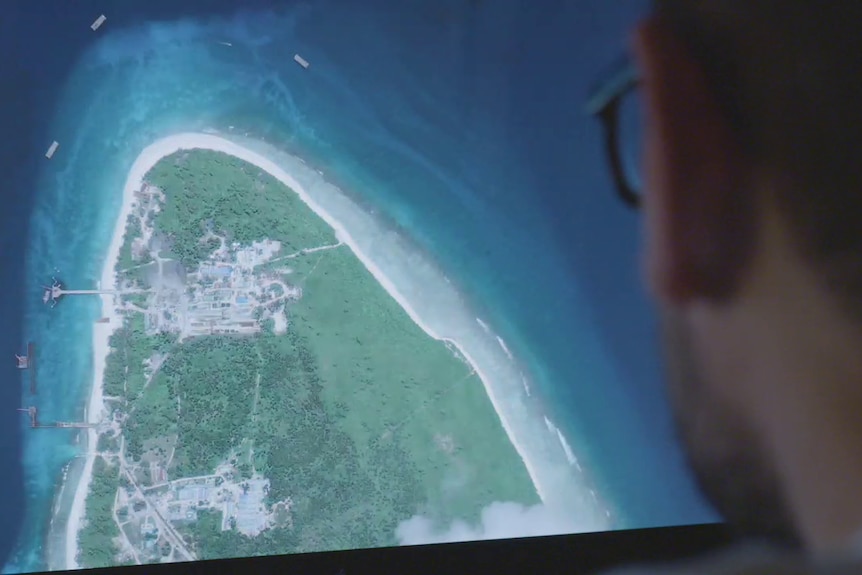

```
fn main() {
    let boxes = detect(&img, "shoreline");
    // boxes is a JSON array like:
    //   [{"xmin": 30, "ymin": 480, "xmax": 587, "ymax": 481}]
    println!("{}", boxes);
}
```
[
  {"xmin": 62, "ymin": 137, "xmax": 142, "ymax": 570},
  {"xmin": 61, "ymin": 131, "xmax": 590, "ymax": 567},
  {"xmin": 162, "ymin": 133, "xmax": 549, "ymax": 500}
]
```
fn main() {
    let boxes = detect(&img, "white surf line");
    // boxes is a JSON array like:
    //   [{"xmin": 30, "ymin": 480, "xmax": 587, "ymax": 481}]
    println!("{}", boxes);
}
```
[
  {"xmin": 555, "ymin": 428, "xmax": 580, "ymax": 470},
  {"xmin": 473, "ymin": 319, "xmax": 530, "ymax": 399},
  {"xmin": 520, "ymin": 372, "xmax": 531, "ymax": 397},
  {"xmin": 542, "ymin": 416, "xmax": 581, "ymax": 470},
  {"xmin": 496, "ymin": 335, "xmax": 514, "ymax": 361},
  {"xmin": 122, "ymin": 133, "xmax": 612, "ymax": 512},
  {"xmin": 475, "ymin": 317, "xmax": 491, "ymax": 334}
]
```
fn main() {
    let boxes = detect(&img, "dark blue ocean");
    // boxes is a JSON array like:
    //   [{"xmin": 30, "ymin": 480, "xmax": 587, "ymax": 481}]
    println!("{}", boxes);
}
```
[{"xmin": 0, "ymin": 0, "xmax": 718, "ymax": 572}]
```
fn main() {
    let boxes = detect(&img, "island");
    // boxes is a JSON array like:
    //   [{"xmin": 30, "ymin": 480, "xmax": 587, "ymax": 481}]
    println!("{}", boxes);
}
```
[{"xmin": 72, "ymin": 144, "xmax": 539, "ymax": 568}]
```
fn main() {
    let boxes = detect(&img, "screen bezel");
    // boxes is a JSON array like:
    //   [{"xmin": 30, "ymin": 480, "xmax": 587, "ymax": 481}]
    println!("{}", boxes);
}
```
[{"xmin": 40, "ymin": 523, "xmax": 734, "ymax": 575}]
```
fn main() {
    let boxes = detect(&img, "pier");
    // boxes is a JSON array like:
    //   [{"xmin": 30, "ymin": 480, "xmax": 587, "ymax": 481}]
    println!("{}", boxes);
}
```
[
  {"xmin": 18, "ymin": 407, "xmax": 36, "ymax": 428},
  {"xmin": 42, "ymin": 278, "xmax": 143, "ymax": 307},
  {"xmin": 56, "ymin": 289, "xmax": 119, "ymax": 296},
  {"xmin": 15, "ymin": 342, "xmax": 37, "ymax": 394},
  {"xmin": 17, "ymin": 407, "xmax": 97, "ymax": 429}
]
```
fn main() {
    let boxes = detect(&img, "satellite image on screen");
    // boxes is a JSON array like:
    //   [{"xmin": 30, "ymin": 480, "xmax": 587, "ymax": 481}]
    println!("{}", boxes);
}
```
[
  {"xmin": 61, "ymin": 141, "xmax": 555, "ymax": 568},
  {"xmin": 0, "ymin": 0, "xmax": 718, "ymax": 572}
]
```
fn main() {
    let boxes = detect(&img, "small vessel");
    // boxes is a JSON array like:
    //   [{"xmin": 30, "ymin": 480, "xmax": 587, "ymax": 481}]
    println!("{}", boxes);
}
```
[
  {"xmin": 294, "ymin": 54, "xmax": 309, "ymax": 69},
  {"xmin": 218, "ymin": 41, "xmax": 233, "ymax": 47},
  {"xmin": 16, "ymin": 343, "xmax": 36, "ymax": 394},
  {"xmin": 45, "ymin": 141, "xmax": 59, "ymax": 159},
  {"xmin": 91, "ymin": 15, "xmax": 107, "ymax": 31}
]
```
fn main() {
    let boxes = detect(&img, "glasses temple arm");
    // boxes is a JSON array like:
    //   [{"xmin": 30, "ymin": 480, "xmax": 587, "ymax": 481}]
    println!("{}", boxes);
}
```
[{"xmin": 599, "ymin": 104, "xmax": 641, "ymax": 209}]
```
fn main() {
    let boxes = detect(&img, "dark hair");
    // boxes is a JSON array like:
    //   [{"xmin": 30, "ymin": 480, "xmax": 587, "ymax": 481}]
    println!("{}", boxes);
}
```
[{"xmin": 656, "ymin": 1, "xmax": 862, "ymax": 318}]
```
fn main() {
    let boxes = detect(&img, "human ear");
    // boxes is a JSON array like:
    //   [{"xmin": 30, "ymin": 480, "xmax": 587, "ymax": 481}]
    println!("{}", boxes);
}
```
[{"xmin": 633, "ymin": 18, "xmax": 753, "ymax": 305}]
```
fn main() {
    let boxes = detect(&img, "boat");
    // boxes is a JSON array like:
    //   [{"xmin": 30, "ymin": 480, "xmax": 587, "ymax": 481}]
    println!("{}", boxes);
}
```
[{"xmin": 91, "ymin": 15, "xmax": 107, "ymax": 31}]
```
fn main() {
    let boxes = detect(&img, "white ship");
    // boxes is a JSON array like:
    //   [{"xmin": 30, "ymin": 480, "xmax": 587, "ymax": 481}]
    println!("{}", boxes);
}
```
[
  {"xmin": 45, "ymin": 141, "xmax": 59, "ymax": 159},
  {"xmin": 91, "ymin": 14, "xmax": 107, "ymax": 31}
]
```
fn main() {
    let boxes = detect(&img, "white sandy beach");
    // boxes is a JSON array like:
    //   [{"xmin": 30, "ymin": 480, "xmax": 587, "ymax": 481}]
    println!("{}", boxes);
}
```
[
  {"xmin": 63, "ymin": 139, "xmax": 141, "ymax": 569},
  {"xmin": 64, "ymin": 131, "xmax": 593, "ymax": 568}
]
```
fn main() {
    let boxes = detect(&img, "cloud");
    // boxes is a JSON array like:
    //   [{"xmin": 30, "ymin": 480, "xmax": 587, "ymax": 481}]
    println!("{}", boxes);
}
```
[{"xmin": 395, "ymin": 502, "xmax": 581, "ymax": 546}]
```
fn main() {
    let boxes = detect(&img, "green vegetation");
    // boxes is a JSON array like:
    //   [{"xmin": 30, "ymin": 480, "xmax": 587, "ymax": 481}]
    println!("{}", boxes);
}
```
[
  {"xmin": 161, "ymin": 326, "xmax": 425, "ymax": 556},
  {"xmin": 290, "ymin": 246, "xmax": 535, "ymax": 514},
  {"xmin": 102, "ymin": 314, "xmax": 159, "ymax": 402},
  {"xmin": 94, "ymin": 149, "xmax": 537, "ymax": 563},
  {"xmin": 125, "ymin": 353, "xmax": 178, "ymax": 462},
  {"xmin": 150, "ymin": 337, "xmax": 258, "ymax": 477},
  {"xmin": 97, "ymin": 433, "xmax": 120, "ymax": 453},
  {"xmin": 145, "ymin": 151, "xmax": 336, "ymax": 268},
  {"xmin": 78, "ymin": 457, "xmax": 121, "ymax": 569},
  {"xmin": 116, "ymin": 214, "xmax": 142, "ymax": 273},
  {"xmin": 123, "ymin": 292, "xmax": 151, "ymax": 309}
]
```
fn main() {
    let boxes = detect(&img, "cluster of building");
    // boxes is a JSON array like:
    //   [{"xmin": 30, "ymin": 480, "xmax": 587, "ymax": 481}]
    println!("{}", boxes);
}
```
[
  {"xmin": 137, "ymin": 240, "xmax": 300, "ymax": 339},
  {"xmin": 125, "ymin": 470, "xmax": 283, "ymax": 543}
]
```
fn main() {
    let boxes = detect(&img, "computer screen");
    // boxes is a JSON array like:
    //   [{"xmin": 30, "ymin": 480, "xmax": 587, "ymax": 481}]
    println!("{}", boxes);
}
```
[{"xmin": 0, "ymin": 0, "xmax": 720, "ymax": 572}]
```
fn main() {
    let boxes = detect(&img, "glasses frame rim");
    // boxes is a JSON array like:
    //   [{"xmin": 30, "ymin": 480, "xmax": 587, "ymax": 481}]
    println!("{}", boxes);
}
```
[{"xmin": 585, "ymin": 55, "xmax": 642, "ymax": 210}]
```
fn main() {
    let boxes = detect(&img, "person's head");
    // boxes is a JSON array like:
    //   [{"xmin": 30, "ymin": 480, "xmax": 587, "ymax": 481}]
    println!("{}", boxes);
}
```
[{"xmin": 632, "ymin": 1, "xmax": 862, "ymax": 552}]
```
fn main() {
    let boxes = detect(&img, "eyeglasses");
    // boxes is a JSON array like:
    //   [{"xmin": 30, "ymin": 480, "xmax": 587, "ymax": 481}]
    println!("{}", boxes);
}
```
[{"xmin": 585, "ymin": 54, "xmax": 642, "ymax": 209}]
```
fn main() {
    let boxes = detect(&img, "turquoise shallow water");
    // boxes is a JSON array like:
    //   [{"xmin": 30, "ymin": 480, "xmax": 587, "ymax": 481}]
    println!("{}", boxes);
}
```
[{"xmin": 2, "ymin": 1, "xmax": 717, "ymax": 572}]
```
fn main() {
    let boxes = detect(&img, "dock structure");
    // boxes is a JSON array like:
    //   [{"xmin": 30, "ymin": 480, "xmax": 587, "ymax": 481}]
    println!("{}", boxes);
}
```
[
  {"xmin": 42, "ymin": 279, "xmax": 63, "ymax": 307},
  {"xmin": 15, "ymin": 342, "xmax": 36, "ymax": 394},
  {"xmin": 45, "ymin": 141, "xmax": 59, "ymax": 159},
  {"xmin": 42, "ymin": 278, "xmax": 126, "ymax": 307},
  {"xmin": 91, "ymin": 14, "xmax": 107, "ymax": 31},
  {"xmin": 294, "ymin": 54, "xmax": 309, "ymax": 69},
  {"xmin": 17, "ymin": 406, "xmax": 97, "ymax": 429},
  {"xmin": 52, "ymin": 421, "xmax": 98, "ymax": 429},
  {"xmin": 18, "ymin": 407, "xmax": 37, "ymax": 428},
  {"xmin": 56, "ymin": 289, "xmax": 118, "ymax": 296}
]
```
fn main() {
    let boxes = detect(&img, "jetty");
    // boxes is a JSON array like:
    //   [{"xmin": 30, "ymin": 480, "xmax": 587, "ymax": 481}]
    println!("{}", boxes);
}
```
[
  {"xmin": 91, "ymin": 15, "xmax": 107, "ymax": 31},
  {"xmin": 15, "ymin": 342, "xmax": 36, "ymax": 394},
  {"xmin": 42, "ymin": 278, "xmax": 142, "ymax": 307},
  {"xmin": 294, "ymin": 54, "xmax": 309, "ymax": 69},
  {"xmin": 45, "ymin": 141, "xmax": 59, "ymax": 159},
  {"xmin": 18, "ymin": 406, "xmax": 97, "ymax": 429}
]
